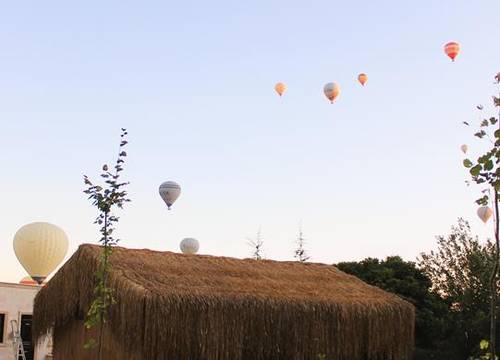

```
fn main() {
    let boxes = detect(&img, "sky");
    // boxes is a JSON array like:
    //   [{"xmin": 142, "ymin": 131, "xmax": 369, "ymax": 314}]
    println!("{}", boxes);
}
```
[{"xmin": 0, "ymin": 0, "xmax": 499, "ymax": 282}]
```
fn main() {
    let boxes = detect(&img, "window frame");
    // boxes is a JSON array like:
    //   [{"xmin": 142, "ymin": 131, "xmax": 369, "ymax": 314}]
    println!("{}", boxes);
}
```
[{"xmin": 0, "ymin": 312, "xmax": 7, "ymax": 346}]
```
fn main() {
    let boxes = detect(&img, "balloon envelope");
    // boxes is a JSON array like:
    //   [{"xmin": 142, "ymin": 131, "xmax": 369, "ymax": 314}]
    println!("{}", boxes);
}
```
[
  {"xmin": 180, "ymin": 237, "xmax": 199, "ymax": 254},
  {"xmin": 358, "ymin": 73, "xmax": 368, "ymax": 86},
  {"xmin": 477, "ymin": 206, "xmax": 493, "ymax": 223},
  {"xmin": 13, "ymin": 222, "xmax": 69, "ymax": 284},
  {"xmin": 323, "ymin": 82, "xmax": 340, "ymax": 103},
  {"xmin": 461, "ymin": 144, "xmax": 468, "ymax": 154},
  {"xmin": 19, "ymin": 276, "xmax": 41, "ymax": 286},
  {"xmin": 274, "ymin": 82, "xmax": 286, "ymax": 96},
  {"xmin": 444, "ymin": 42, "xmax": 460, "ymax": 61},
  {"xmin": 159, "ymin": 181, "xmax": 181, "ymax": 210}
]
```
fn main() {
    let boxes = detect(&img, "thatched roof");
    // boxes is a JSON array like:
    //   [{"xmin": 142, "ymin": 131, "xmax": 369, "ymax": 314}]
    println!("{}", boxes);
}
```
[{"xmin": 34, "ymin": 244, "xmax": 414, "ymax": 360}]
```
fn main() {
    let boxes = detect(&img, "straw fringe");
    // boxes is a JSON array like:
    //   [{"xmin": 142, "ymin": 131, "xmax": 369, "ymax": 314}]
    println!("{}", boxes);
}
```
[{"xmin": 34, "ymin": 244, "xmax": 414, "ymax": 360}]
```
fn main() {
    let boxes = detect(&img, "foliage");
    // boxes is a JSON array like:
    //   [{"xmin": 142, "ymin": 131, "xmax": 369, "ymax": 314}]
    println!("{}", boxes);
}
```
[
  {"xmin": 418, "ymin": 218, "xmax": 498, "ymax": 358},
  {"xmin": 247, "ymin": 227, "xmax": 264, "ymax": 260},
  {"xmin": 336, "ymin": 256, "xmax": 450, "ymax": 355},
  {"xmin": 462, "ymin": 74, "xmax": 500, "ymax": 357},
  {"xmin": 468, "ymin": 340, "xmax": 498, "ymax": 360},
  {"xmin": 82, "ymin": 128, "xmax": 130, "ymax": 357},
  {"xmin": 294, "ymin": 225, "xmax": 310, "ymax": 262}
]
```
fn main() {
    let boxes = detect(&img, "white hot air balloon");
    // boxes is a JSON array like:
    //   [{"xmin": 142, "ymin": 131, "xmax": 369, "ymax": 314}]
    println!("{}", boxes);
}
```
[
  {"xmin": 461, "ymin": 144, "xmax": 468, "ymax": 154},
  {"xmin": 13, "ymin": 222, "xmax": 69, "ymax": 284},
  {"xmin": 180, "ymin": 237, "xmax": 199, "ymax": 254},
  {"xmin": 477, "ymin": 206, "xmax": 493, "ymax": 224},
  {"xmin": 323, "ymin": 82, "xmax": 340, "ymax": 103},
  {"xmin": 159, "ymin": 181, "xmax": 181, "ymax": 210}
]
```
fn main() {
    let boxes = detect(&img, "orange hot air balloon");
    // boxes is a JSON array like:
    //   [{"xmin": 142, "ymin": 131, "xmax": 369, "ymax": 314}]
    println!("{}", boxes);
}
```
[
  {"xmin": 358, "ymin": 73, "xmax": 368, "ymax": 86},
  {"xmin": 444, "ymin": 42, "xmax": 460, "ymax": 61},
  {"xmin": 275, "ymin": 82, "xmax": 286, "ymax": 97}
]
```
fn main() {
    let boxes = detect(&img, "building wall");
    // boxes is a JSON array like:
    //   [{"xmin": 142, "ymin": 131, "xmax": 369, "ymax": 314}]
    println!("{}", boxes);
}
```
[{"xmin": 0, "ymin": 282, "xmax": 51, "ymax": 360}]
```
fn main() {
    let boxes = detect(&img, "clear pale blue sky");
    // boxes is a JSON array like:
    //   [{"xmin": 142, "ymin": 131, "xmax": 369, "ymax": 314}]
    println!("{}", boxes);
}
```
[{"xmin": 1, "ymin": 0, "xmax": 499, "ymax": 282}]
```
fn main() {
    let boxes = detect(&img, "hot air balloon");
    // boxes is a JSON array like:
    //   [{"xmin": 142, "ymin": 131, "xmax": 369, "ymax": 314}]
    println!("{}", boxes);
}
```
[
  {"xmin": 180, "ymin": 237, "xmax": 199, "ymax": 254},
  {"xmin": 275, "ymin": 82, "xmax": 286, "ymax": 97},
  {"xmin": 477, "ymin": 206, "xmax": 493, "ymax": 223},
  {"xmin": 324, "ymin": 82, "xmax": 340, "ymax": 103},
  {"xmin": 159, "ymin": 181, "xmax": 181, "ymax": 210},
  {"xmin": 358, "ymin": 73, "xmax": 368, "ymax": 86},
  {"xmin": 13, "ymin": 222, "xmax": 69, "ymax": 284},
  {"xmin": 461, "ymin": 144, "xmax": 468, "ymax": 154},
  {"xmin": 19, "ymin": 276, "xmax": 41, "ymax": 286},
  {"xmin": 444, "ymin": 42, "xmax": 460, "ymax": 62}
]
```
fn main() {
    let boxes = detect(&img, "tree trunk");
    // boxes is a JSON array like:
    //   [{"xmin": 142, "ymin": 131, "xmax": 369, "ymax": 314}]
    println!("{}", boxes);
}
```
[
  {"xmin": 97, "ymin": 212, "xmax": 109, "ymax": 360},
  {"xmin": 491, "ymin": 190, "xmax": 500, "ymax": 359}
]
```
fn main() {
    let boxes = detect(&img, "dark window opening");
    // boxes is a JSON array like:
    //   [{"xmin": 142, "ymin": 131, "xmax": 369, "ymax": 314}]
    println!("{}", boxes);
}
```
[
  {"xmin": 0, "ymin": 313, "xmax": 5, "ymax": 344},
  {"xmin": 19, "ymin": 314, "xmax": 34, "ymax": 360}
]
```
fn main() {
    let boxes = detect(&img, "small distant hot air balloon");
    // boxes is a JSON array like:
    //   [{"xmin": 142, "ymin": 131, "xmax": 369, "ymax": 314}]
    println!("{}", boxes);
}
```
[
  {"xmin": 180, "ymin": 237, "xmax": 199, "ymax": 254},
  {"xmin": 444, "ymin": 42, "xmax": 460, "ymax": 62},
  {"xmin": 461, "ymin": 144, "xmax": 468, "ymax": 154},
  {"xmin": 324, "ymin": 82, "xmax": 340, "ymax": 103},
  {"xmin": 159, "ymin": 181, "xmax": 181, "ymax": 210},
  {"xmin": 358, "ymin": 73, "xmax": 368, "ymax": 86},
  {"xmin": 477, "ymin": 206, "xmax": 493, "ymax": 223},
  {"xmin": 13, "ymin": 222, "xmax": 69, "ymax": 284},
  {"xmin": 275, "ymin": 82, "xmax": 286, "ymax": 97},
  {"xmin": 19, "ymin": 276, "xmax": 41, "ymax": 286}
]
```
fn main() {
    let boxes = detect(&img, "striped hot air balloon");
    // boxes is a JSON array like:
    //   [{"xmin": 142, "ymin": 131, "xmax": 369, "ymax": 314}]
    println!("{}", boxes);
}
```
[{"xmin": 444, "ymin": 42, "xmax": 460, "ymax": 61}]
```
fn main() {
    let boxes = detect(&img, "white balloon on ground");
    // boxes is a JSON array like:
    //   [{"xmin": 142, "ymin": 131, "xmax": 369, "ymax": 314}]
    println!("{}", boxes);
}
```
[
  {"xmin": 159, "ymin": 181, "xmax": 181, "ymax": 210},
  {"xmin": 180, "ymin": 238, "xmax": 199, "ymax": 254},
  {"xmin": 461, "ymin": 144, "xmax": 468, "ymax": 154},
  {"xmin": 477, "ymin": 206, "xmax": 493, "ymax": 223},
  {"xmin": 13, "ymin": 222, "xmax": 69, "ymax": 284}
]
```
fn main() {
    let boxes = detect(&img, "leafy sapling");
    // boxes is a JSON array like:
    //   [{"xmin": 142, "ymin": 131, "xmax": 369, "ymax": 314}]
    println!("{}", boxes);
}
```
[{"xmin": 82, "ymin": 128, "xmax": 131, "ymax": 359}]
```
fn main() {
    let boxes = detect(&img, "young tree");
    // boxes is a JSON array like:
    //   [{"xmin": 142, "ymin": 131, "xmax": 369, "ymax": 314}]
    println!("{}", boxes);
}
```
[
  {"xmin": 418, "ymin": 218, "xmax": 496, "ymax": 358},
  {"xmin": 294, "ymin": 225, "xmax": 310, "ymax": 262},
  {"xmin": 337, "ymin": 256, "xmax": 451, "ymax": 357},
  {"xmin": 83, "ymin": 128, "xmax": 130, "ymax": 358},
  {"xmin": 462, "ymin": 74, "xmax": 500, "ymax": 357},
  {"xmin": 247, "ymin": 227, "xmax": 264, "ymax": 260}
]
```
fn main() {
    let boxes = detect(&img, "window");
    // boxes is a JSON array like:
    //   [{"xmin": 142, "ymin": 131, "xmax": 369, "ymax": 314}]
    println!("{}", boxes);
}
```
[{"xmin": 0, "ymin": 313, "xmax": 5, "ymax": 344}]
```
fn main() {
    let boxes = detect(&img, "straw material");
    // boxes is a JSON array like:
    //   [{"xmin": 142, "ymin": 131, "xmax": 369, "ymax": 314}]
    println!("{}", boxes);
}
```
[{"xmin": 34, "ymin": 244, "xmax": 414, "ymax": 360}]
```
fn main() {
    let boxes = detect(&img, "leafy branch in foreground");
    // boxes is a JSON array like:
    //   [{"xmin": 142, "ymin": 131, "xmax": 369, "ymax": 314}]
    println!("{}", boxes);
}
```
[
  {"xmin": 462, "ymin": 74, "xmax": 500, "ymax": 358},
  {"xmin": 83, "ymin": 128, "xmax": 130, "ymax": 359}
]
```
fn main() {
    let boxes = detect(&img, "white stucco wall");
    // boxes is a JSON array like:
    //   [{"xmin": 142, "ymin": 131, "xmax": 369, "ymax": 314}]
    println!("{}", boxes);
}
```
[{"xmin": 0, "ymin": 282, "xmax": 51, "ymax": 360}]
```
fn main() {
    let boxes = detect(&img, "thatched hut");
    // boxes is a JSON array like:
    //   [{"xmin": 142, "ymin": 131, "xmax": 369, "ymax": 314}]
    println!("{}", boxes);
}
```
[{"xmin": 33, "ymin": 244, "xmax": 414, "ymax": 360}]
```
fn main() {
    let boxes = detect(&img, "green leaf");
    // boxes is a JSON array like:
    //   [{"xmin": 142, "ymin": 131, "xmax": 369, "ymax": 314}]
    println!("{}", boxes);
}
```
[
  {"xmin": 475, "ymin": 130, "xmax": 487, "ymax": 139},
  {"xmin": 494, "ymin": 96, "xmax": 500, "ymax": 107},
  {"xmin": 470, "ymin": 165, "xmax": 482, "ymax": 176},
  {"xmin": 485, "ymin": 160, "xmax": 494, "ymax": 171},
  {"xmin": 480, "ymin": 339, "xmax": 489, "ymax": 350},
  {"xmin": 463, "ymin": 159, "xmax": 473, "ymax": 168},
  {"xmin": 495, "ymin": 129, "xmax": 500, "ymax": 139}
]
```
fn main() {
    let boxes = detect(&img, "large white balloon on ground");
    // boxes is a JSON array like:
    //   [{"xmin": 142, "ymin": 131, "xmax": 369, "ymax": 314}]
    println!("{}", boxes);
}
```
[
  {"xmin": 180, "ymin": 238, "xmax": 199, "ymax": 254},
  {"xmin": 159, "ymin": 181, "xmax": 181, "ymax": 210},
  {"xmin": 13, "ymin": 222, "xmax": 69, "ymax": 284},
  {"xmin": 477, "ymin": 206, "xmax": 493, "ymax": 224}
]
